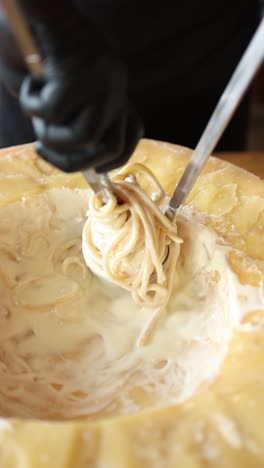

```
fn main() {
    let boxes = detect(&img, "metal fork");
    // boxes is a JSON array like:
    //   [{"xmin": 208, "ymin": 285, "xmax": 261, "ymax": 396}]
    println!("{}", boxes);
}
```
[
  {"xmin": 1, "ymin": 0, "xmax": 113, "ymax": 200},
  {"xmin": 165, "ymin": 17, "xmax": 264, "ymax": 221}
]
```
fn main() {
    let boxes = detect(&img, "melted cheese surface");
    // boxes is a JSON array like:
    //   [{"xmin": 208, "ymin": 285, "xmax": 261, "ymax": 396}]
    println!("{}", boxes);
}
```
[{"xmin": 0, "ymin": 188, "xmax": 262, "ymax": 421}]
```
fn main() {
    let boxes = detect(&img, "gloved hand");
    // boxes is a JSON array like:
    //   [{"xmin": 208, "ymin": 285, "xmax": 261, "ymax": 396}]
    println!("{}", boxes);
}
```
[{"xmin": 0, "ymin": 0, "xmax": 143, "ymax": 172}]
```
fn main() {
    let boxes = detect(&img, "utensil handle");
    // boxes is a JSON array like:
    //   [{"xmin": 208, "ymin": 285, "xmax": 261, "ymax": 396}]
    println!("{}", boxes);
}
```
[{"xmin": 0, "ymin": 0, "xmax": 43, "ymax": 76}]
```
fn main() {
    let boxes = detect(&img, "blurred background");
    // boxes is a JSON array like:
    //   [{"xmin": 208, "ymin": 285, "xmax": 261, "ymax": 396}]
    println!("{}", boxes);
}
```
[
  {"xmin": 247, "ymin": 0, "xmax": 264, "ymax": 150},
  {"xmin": 248, "ymin": 64, "xmax": 264, "ymax": 150}
]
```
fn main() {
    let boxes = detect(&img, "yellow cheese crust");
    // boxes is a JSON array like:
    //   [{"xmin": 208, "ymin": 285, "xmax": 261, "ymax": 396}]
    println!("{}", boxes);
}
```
[{"xmin": 0, "ymin": 139, "xmax": 264, "ymax": 467}]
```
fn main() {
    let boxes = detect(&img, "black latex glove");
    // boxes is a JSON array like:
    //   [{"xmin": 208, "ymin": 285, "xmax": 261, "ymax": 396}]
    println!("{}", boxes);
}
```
[{"xmin": 0, "ymin": 1, "xmax": 143, "ymax": 172}]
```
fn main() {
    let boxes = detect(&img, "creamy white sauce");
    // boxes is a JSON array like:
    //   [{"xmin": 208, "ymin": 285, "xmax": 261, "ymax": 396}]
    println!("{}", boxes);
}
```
[
  {"xmin": 0, "ymin": 188, "xmax": 262, "ymax": 421},
  {"xmin": 0, "ymin": 418, "xmax": 12, "ymax": 432}
]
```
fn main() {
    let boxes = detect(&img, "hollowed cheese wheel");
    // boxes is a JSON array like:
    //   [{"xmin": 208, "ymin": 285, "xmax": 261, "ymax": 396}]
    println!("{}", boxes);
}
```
[{"xmin": 0, "ymin": 139, "xmax": 264, "ymax": 467}]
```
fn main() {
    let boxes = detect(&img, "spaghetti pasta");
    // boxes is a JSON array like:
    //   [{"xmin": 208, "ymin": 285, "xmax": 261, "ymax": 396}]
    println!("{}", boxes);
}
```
[{"xmin": 82, "ymin": 164, "xmax": 182, "ymax": 344}]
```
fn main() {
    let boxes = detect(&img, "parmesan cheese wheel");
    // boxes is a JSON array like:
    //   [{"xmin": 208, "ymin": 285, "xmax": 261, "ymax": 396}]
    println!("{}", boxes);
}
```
[{"xmin": 0, "ymin": 139, "xmax": 264, "ymax": 467}]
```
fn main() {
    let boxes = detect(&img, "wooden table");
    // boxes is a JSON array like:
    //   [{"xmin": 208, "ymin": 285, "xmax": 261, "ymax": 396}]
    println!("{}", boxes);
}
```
[{"xmin": 215, "ymin": 151, "xmax": 264, "ymax": 179}]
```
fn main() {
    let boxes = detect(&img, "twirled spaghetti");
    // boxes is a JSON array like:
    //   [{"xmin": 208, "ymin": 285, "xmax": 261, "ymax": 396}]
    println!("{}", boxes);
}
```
[{"xmin": 82, "ymin": 164, "xmax": 182, "ymax": 345}]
